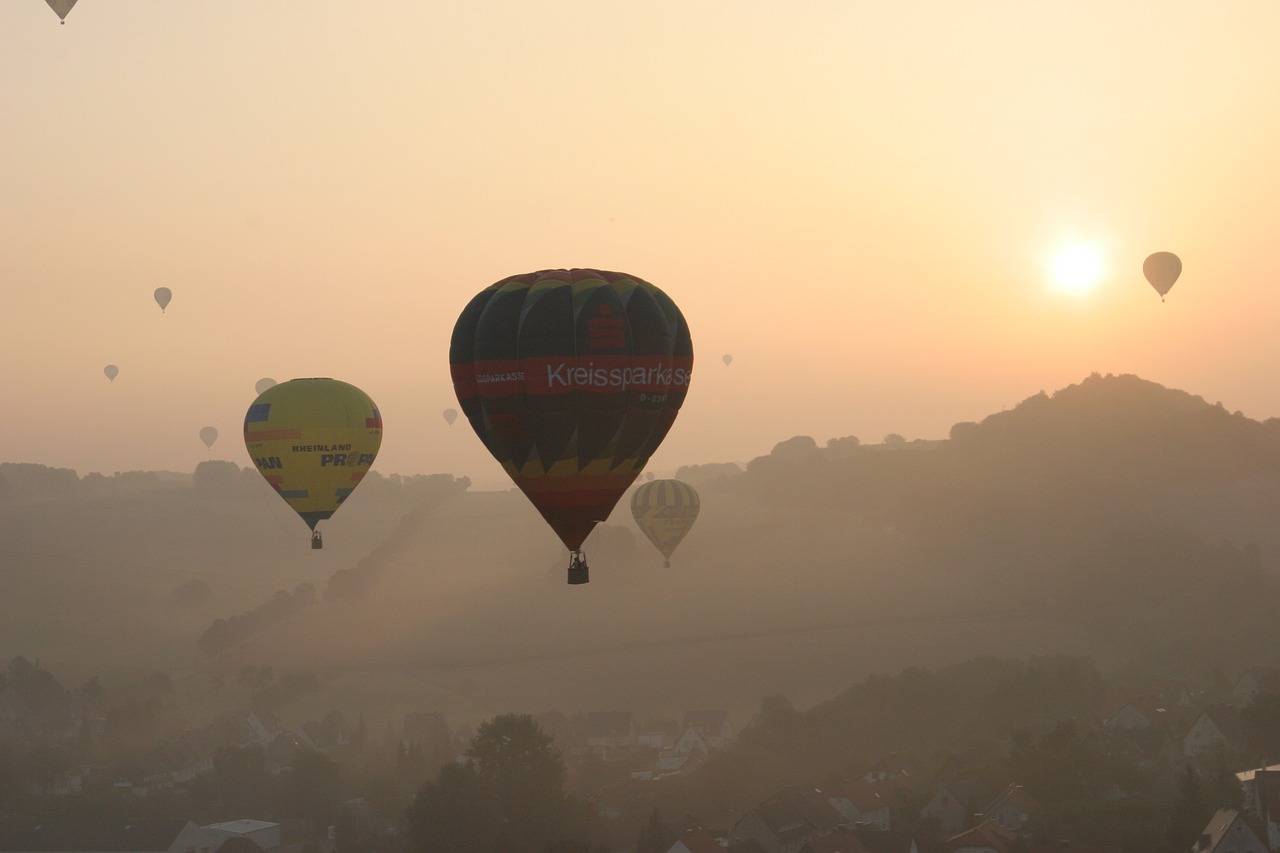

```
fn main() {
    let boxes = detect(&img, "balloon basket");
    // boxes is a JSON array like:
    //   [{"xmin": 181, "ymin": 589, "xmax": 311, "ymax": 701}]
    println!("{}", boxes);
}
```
[{"xmin": 567, "ymin": 551, "xmax": 589, "ymax": 585}]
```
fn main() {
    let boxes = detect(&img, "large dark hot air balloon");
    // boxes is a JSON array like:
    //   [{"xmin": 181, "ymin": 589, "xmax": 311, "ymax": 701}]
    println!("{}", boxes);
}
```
[
  {"xmin": 1143, "ymin": 252, "xmax": 1181, "ymax": 302},
  {"xmin": 631, "ymin": 479, "xmax": 700, "ymax": 567},
  {"xmin": 451, "ymin": 269, "xmax": 694, "ymax": 584},
  {"xmin": 154, "ymin": 287, "xmax": 173, "ymax": 313}
]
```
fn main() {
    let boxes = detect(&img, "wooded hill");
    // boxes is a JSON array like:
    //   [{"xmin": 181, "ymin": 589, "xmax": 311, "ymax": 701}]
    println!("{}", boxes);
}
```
[{"xmin": 4, "ymin": 373, "xmax": 1280, "ymax": 724}]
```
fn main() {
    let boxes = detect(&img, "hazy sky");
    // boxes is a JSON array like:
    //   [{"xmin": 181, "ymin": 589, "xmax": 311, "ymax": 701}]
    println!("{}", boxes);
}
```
[{"xmin": 5, "ymin": 1, "xmax": 1280, "ymax": 488}]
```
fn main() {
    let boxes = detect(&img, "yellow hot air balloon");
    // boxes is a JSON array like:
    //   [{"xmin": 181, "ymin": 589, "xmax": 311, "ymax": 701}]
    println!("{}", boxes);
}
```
[
  {"xmin": 243, "ymin": 378, "xmax": 382, "ymax": 548},
  {"xmin": 630, "ymin": 479, "xmax": 700, "ymax": 567}
]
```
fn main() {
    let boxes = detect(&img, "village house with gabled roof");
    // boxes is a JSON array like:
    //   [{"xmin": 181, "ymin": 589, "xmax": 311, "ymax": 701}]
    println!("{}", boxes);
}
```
[
  {"xmin": 848, "ymin": 829, "xmax": 919, "ymax": 853},
  {"xmin": 585, "ymin": 710, "xmax": 634, "ymax": 757},
  {"xmin": 673, "ymin": 725, "xmax": 711, "ymax": 756},
  {"xmin": 828, "ymin": 778, "xmax": 891, "ymax": 830},
  {"xmin": 0, "ymin": 820, "xmax": 214, "ymax": 853},
  {"xmin": 203, "ymin": 820, "xmax": 280, "ymax": 852},
  {"xmin": 982, "ymin": 783, "xmax": 1042, "ymax": 832},
  {"xmin": 799, "ymin": 829, "xmax": 871, "ymax": 853},
  {"xmin": 1192, "ymin": 808, "xmax": 1267, "ymax": 853},
  {"xmin": 1183, "ymin": 707, "xmax": 1241, "ymax": 759},
  {"xmin": 920, "ymin": 778, "xmax": 993, "ymax": 835},
  {"xmin": 944, "ymin": 819, "xmax": 1019, "ymax": 853},
  {"xmin": 1236, "ymin": 766, "xmax": 1280, "ymax": 850},
  {"xmin": 681, "ymin": 709, "xmax": 735, "ymax": 749},
  {"xmin": 730, "ymin": 789, "xmax": 847, "ymax": 853},
  {"xmin": 1232, "ymin": 667, "xmax": 1280, "ymax": 709},
  {"xmin": 666, "ymin": 829, "xmax": 728, "ymax": 853}
]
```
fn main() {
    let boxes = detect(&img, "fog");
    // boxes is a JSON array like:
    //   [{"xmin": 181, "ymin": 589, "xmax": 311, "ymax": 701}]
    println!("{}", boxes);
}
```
[{"xmin": 5, "ymin": 373, "xmax": 1280, "ymax": 730}]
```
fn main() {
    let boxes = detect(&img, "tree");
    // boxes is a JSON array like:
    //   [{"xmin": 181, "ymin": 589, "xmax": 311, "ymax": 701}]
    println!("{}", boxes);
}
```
[
  {"xmin": 1168, "ymin": 761, "xmax": 1213, "ymax": 850},
  {"xmin": 408, "ymin": 714, "xmax": 583, "ymax": 853},
  {"xmin": 408, "ymin": 761, "xmax": 495, "ymax": 853},
  {"xmin": 278, "ymin": 752, "xmax": 343, "ymax": 824}
]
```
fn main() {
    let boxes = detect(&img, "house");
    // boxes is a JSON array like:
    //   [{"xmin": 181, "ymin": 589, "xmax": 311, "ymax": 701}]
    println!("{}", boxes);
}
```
[
  {"xmin": 828, "ymin": 779, "xmax": 891, "ymax": 830},
  {"xmin": 0, "ymin": 820, "xmax": 214, "ymax": 853},
  {"xmin": 667, "ymin": 829, "xmax": 727, "ymax": 853},
  {"xmin": 944, "ymin": 820, "xmax": 1018, "ymax": 853},
  {"xmin": 920, "ymin": 778, "xmax": 991, "ymax": 835},
  {"xmin": 1183, "ymin": 708, "xmax": 1240, "ymax": 759},
  {"xmin": 849, "ymin": 829, "xmax": 918, "ymax": 853},
  {"xmin": 204, "ymin": 820, "xmax": 280, "ymax": 851},
  {"xmin": 730, "ymin": 790, "xmax": 847, "ymax": 853},
  {"xmin": 674, "ymin": 725, "xmax": 712, "ymax": 756},
  {"xmin": 982, "ymin": 784, "xmax": 1041, "ymax": 832},
  {"xmin": 584, "ymin": 711, "xmax": 634, "ymax": 756},
  {"xmin": 637, "ymin": 719, "xmax": 680, "ymax": 750},
  {"xmin": 800, "ymin": 829, "xmax": 870, "ymax": 853},
  {"xmin": 1232, "ymin": 668, "xmax": 1280, "ymax": 709},
  {"xmin": 1191, "ymin": 808, "xmax": 1267, "ymax": 852},
  {"xmin": 682, "ymin": 710, "xmax": 735, "ymax": 749},
  {"xmin": 1242, "ymin": 768, "xmax": 1280, "ymax": 850}
]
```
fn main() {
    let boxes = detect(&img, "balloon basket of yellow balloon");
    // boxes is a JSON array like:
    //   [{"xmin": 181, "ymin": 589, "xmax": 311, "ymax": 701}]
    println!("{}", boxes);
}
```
[
  {"xmin": 567, "ymin": 550, "xmax": 589, "ymax": 585},
  {"xmin": 311, "ymin": 530, "xmax": 323, "ymax": 550}
]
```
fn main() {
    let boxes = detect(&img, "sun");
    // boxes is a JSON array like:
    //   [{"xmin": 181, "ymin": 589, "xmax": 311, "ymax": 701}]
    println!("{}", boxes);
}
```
[{"xmin": 1051, "ymin": 245, "xmax": 1105, "ymax": 296}]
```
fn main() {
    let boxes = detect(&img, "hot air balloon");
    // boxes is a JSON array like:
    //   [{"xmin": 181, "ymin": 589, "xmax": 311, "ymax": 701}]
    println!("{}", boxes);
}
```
[
  {"xmin": 103, "ymin": 365, "xmax": 118, "ymax": 382},
  {"xmin": 243, "ymin": 378, "xmax": 382, "ymax": 549},
  {"xmin": 154, "ymin": 287, "xmax": 172, "ymax": 313},
  {"xmin": 631, "ymin": 479, "xmax": 700, "ymax": 567},
  {"xmin": 1143, "ymin": 252, "xmax": 1181, "ymax": 302},
  {"xmin": 199, "ymin": 427, "xmax": 218, "ymax": 449},
  {"xmin": 723, "ymin": 354, "xmax": 733, "ymax": 366},
  {"xmin": 255, "ymin": 378, "xmax": 277, "ymax": 396},
  {"xmin": 46, "ymin": 0, "xmax": 77, "ymax": 24},
  {"xmin": 451, "ymin": 269, "xmax": 693, "ymax": 584},
  {"xmin": 443, "ymin": 408, "xmax": 459, "ymax": 426}
]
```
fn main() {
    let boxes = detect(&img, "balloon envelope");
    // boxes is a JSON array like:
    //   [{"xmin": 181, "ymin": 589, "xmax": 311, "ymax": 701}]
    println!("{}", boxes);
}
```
[
  {"xmin": 243, "ymin": 378, "xmax": 382, "ymax": 533},
  {"xmin": 631, "ymin": 479, "xmax": 700, "ymax": 565},
  {"xmin": 255, "ymin": 378, "xmax": 278, "ymax": 396},
  {"xmin": 154, "ymin": 287, "xmax": 172, "ymax": 312},
  {"xmin": 46, "ymin": 0, "xmax": 77, "ymax": 22},
  {"xmin": 450, "ymin": 269, "xmax": 693, "ymax": 553},
  {"xmin": 443, "ymin": 408, "xmax": 458, "ymax": 426},
  {"xmin": 1143, "ymin": 252, "xmax": 1181, "ymax": 298},
  {"xmin": 199, "ymin": 427, "xmax": 218, "ymax": 449},
  {"xmin": 103, "ymin": 365, "xmax": 118, "ymax": 382}
]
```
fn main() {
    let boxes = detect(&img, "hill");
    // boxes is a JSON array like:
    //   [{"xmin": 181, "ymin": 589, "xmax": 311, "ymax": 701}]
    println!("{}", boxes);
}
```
[{"xmin": 5, "ymin": 373, "xmax": 1280, "ymax": 726}]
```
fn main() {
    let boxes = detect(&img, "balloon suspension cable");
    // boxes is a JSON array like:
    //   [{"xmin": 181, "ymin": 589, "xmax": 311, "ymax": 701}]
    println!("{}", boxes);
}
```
[{"xmin": 567, "ymin": 549, "xmax": 589, "ymax": 585}]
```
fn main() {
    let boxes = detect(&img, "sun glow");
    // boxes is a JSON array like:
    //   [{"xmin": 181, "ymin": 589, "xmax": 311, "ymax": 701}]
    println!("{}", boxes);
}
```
[{"xmin": 1051, "ymin": 245, "xmax": 1105, "ymax": 296}]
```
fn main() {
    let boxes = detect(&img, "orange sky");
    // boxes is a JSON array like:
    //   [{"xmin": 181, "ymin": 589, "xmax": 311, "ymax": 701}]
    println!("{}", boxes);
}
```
[{"xmin": 4, "ymin": 1, "xmax": 1280, "ymax": 489}]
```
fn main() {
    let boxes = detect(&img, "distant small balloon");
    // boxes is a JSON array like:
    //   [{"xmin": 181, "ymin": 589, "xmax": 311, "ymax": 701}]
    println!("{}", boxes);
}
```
[
  {"xmin": 199, "ymin": 427, "xmax": 218, "ymax": 449},
  {"xmin": 443, "ymin": 408, "xmax": 458, "ymax": 426},
  {"xmin": 722, "ymin": 354, "xmax": 733, "ymax": 366},
  {"xmin": 154, "ymin": 287, "xmax": 173, "ymax": 313},
  {"xmin": 255, "ymin": 378, "xmax": 278, "ymax": 395},
  {"xmin": 1143, "ymin": 252, "xmax": 1182, "ymax": 302},
  {"xmin": 103, "ymin": 365, "xmax": 119, "ymax": 382},
  {"xmin": 46, "ymin": 0, "xmax": 77, "ymax": 24}
]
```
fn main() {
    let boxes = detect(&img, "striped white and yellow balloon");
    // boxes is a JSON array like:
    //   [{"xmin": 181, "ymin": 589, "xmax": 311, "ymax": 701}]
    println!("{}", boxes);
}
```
[{"xmin": 630, "ymin": 479, "xmax": 700, "ymax": 567}]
